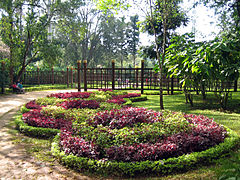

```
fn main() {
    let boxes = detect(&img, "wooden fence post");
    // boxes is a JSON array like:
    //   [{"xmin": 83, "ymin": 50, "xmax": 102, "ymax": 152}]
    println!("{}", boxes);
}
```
[
  {"xmin": 112, "ymin": 60, "xmax": 115, "ymax": 90},
  {"xmin": 136, "ymin": 68, "xmax": 139, "ymax": 88},
  {"xmin": 166, "ymin": 76, "xmax": 170, "ymax": 95},
  {"xmin": 37, "ymin": 66, "xmax": 40, "ymax": 85},
  {"xmin": 77, "ymin": 60, "xmax": 81, "ymax": 92},
  {"xmin": 171, "ymin": 77, "xmax": 174, "ymax": 95},
  {"xmin": 141, "ymin": 60, "xmax": 144, "ymax": 94},
  {"xmin": 83, "ymin": 60, "xmax": 87, "ymax": 92},
  {"xmin": 66, "ymin": 67, "xmax": 69, "ymax": 88},
  {"xmin": 1, "ymin": 61, "xmax": 5, "ymax": 94},
  {"xmin": 51, "ymin": 66, "xmax": 54, "ymax": 85},
  {"xmin": 234, "ymin": 79, "xmax": 238, "ymax": 92},
  {"xmin": 71, "ymin": 67, "xmax": 73, "ymax": 88}
]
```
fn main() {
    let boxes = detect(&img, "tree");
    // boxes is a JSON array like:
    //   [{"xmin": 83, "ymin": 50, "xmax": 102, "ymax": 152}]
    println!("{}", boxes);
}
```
[
  {"xmin": 0, "ymin": 0, "xmax": 61, "ymax": 83},
  {"xmin": 166, "ymin": 31, "xmax": 240, "ymax": 109},
  {"xmin": 127, "ymin": 15, "xmax": 140, "ymax": 68},
  {"xmin": 200, "ymin": 0, "xmax": 240, "ymax": 31},
  {"xmin": 139, "ymin": 0, "xmax": 187, "ymax": 109},
  {"xmin": 99, "ymin": 14, "xmax": 129, "ymax": 67}
]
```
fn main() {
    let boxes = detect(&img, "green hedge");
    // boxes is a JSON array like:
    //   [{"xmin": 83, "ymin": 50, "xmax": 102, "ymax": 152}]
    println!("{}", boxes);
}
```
[
  {"xmin": 129, "ymin": 95, "xmax": 147, "ymax": 102},
  {"xmin": 15, "ymin": 115, "xmax": 60, "ymax": 138},
  {"xmin": 51, "ymin": 128, "xmax": 240, "ymax": 177}
]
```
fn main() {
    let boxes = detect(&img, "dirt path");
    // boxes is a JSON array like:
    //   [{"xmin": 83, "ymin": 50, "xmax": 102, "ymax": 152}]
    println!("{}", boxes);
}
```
[{"xmin": 0, "ymin": 90, "xmax": 98, "ymax": 179}]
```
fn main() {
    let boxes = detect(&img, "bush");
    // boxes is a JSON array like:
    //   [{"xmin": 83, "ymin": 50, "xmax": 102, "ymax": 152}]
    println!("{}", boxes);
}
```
[
  {"xmin": 87, "ymin": 107, "xmax": 166, "ymax": 129},
  {"xmin": 15, "ymin": 115, "xmax": 60, "ymax": 138},
  {"xmin": 106, "ymin": 98, "xmax": 126, "ymax": 105},
  {"xmin": 60, "ymin": 100, "xmax": 100, "ymax": 109},
  {"xmin": 25, "ymin": 100, "xmax": 42, "ymax": 109},
  {"xmin": 20, "ymin": 105, "xmax": 31, "ymax": 114},
  {"xmin": 61, "ymin": 109, "xmax": 227, "ymax": 163},
  {"xmin": 51, "ymin": 128, "xmax": 240, "ymax": 177},
  {"xmin": 41, "ymin": 105, "xmax": 67, "ymax": 119},
  {"xmin": 36, "ymin": 97, "xmax": 66, "ymax": 106},
  {"xmin": 48, "ymin": 92, "xmax": 93, "ymax": 99},
  {"xmin": 129, "ymin": 95, "xmax": 147, "ymax": 102},
  {"xmin": 22, "ymin": 109, "xmax": 72, "ymax": 129}
]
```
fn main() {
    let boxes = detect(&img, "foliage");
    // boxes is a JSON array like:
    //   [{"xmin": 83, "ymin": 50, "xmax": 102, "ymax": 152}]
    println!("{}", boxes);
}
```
[
  {"xmin": 0, "ymin": 0, "xmax": 62, "ymax": 82},
  {"xmin": 35, "ymin": 97, "xmax": 66, "ymax": 106},
  {"xmin": 60, "ymin": 128, "xmax": 100, "ymax": 159},
  {"xmin": 52, "ymin": 128, "xmax": 240, "ymax": 177},
  {"xmin": 20, "ymin": 105, "xmax": 31, "ymax": 114},
  {"xmin": 41, "ymin": 105, "xmax": 67, "ymax": 119},
  {"xmin": 87, "ymin": 107, "xmax": 165, "ymax": 129},
  {"xmin": 22, "ymin": 109, "xmax": 72, "ymax": 129},
  {"xmin": 15, "ymin": 115, "xmax": 60, "ymax": 138},
  {"xmin": 106, "ymin": 98, "xmax": 126, "ymax": 104},
  {"xmin": 166, "ymin": 32, "xmax": 240, "ymax": 109},
  {"xmin": 0, "ymin": 68, "xmax": 9, "ymax": 89},
  {"xmin": 47, "ymin": 92, "xmax": 93, "ymax": 99},
  {"xmin": 60, "ymin": 99, "xmax": 100, "ymax": 109},
  {"xmin": 25, "ymin": 100, "xmax": 42, "ymax": 110}
]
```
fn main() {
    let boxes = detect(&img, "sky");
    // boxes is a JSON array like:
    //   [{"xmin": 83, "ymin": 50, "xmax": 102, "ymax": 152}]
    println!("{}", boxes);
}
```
[
  {"xmin": 177, "ymin": 0, "xmax": 220, "ymax": 42},
  {"xmin": 122, "ymin": 0, "xmax": 221, "ymax": 45}
]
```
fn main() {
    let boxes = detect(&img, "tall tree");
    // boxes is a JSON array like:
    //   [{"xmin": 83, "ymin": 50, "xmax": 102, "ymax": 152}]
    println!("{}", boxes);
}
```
[
  {"xmin": 0, "ymin": 0, "xmax": 61, "ymax": 83},
  {"xmin": 139, "ymin": 0, "xmax": 187, "ymax": 109},
  {"xmin": 100, "ymin": 14, "xmax": 129, "ymax": 67},
  {"xmin": 127, "ymin": 15, "xmax": 140, "ymax": 68}
]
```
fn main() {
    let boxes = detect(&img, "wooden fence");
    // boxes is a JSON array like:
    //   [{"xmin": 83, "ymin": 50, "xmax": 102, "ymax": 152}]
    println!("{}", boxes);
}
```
[{"xmin": 19, "ymin": 60, "xmax": 238, "ymax": 94}]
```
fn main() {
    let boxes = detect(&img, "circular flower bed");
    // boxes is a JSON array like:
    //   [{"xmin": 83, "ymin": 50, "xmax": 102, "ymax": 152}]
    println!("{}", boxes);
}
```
[
  {"xmin": 15, "ymin": 90, "xmax": 239, "ymax": 177},
  {"xmin": 59, "ymin": 107, "xmax": 227, "ymax": 163}
]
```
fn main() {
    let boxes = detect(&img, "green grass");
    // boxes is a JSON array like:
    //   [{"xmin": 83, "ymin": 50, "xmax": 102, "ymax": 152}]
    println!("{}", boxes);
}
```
[{"xmin": 2, "ymin": 84, "xmax": 72, "ymax": 95}]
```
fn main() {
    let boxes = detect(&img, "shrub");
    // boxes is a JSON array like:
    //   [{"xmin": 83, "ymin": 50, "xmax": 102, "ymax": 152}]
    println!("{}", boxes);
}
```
[
  {"xmin": 20, "ymin": 105, "xmax": 31, "ymax": 114},
  {"xmin": 87, "ymin": 107, "xmax": 164, "ymax": 129},
  {"xmin": 51, "ymin": 128, "xmax": 240, "ymax": 177},
  {"xmin": 99, "ymin": 102, "xmax": 123, "ymax": 111},
  {"xmin": 106, "ymin": 98, "xmax": 126, "ymax": 105},
  {"xmin": 15, "ymin": 115, "xmax": 60, "ymax": 138},
  {"xmin": 48, "ymin": 92, "xmax": 93, "ymax": 99},
  {"xmin": 60, "ymin": 128, "xmax": 100, "ymax": 159},
  {"xmin": 112, "ymin": 93, "xmax": 141, "ymax": 99},
  {"xmin": 41, "ymin": 105, "xmax": 67, "ymax": 119},
  {"xmin": 60, "ymin": 100, "xmax": 100, "ymax": 109},
  {"xmin": 22, "ymin": 109, "xmax": 72, "ymax": 129},
  {"xmin": 129, "ymin": 95, "xmax": 147, "ymax": 102},
  {"xmin": 36, "ymin": 97, "xmax": 66, "ymax": 106},
  {"xmin": 106, "ymin": 142, "xmax": 178, "ymax": 162},
  {"xmin": 25, "ymin": 100, "xmax": 42, "ymax": 109},
  {"xmin": 98, "ymin": 89, "xmax": 112, "ymax": 92}
]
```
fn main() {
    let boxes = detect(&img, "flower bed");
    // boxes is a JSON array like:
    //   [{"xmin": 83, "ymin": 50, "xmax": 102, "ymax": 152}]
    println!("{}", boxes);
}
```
[
  {"xmin": 60, "ymin": 100, "xmax": 100, "ymax": 109},
  {"xmin": 48, "ymin": 92, "xmax": 93, "ymax": 99},
  {"xmin": 59, "ymin": 107, "xmax": 227, "ymax": 163},
  {"xmin": 52, "ymin": 127, "xmax": 239, "ymax": 177},
  {"xmin": 25, "ymin": 100, "xmax": 42, "ymax": 109},
  {"xmin": 15, "ymin": 90, "xmax": 239, "ymax": 177},
  {"xmin": 22, "ymin": 109, "xmax": 72, "ymax": 129}
]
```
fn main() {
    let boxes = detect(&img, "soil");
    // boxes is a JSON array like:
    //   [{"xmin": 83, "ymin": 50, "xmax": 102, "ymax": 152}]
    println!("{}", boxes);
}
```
[{"xmin": 0, "ymin": 90, "xmax": 99, "ymax": 179}]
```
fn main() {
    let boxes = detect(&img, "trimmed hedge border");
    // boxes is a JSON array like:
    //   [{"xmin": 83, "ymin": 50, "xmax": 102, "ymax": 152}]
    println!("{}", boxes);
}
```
[
  {"xmin": 129, "ymin": 95, "xmax": 147, "ymax": 102},
  {"xmin": 15, "ymin": 115, "xmax": 60, "ymax": 138},
  {"xmin": 51, "ymin": 128, "xmax": 240, "ymax": 177}
]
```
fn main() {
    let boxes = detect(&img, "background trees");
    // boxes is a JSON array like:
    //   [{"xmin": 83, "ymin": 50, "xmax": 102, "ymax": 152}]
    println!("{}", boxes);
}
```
[{"xmin": 0, "ymin": 0, "xmax": 61, "ymax": 83}]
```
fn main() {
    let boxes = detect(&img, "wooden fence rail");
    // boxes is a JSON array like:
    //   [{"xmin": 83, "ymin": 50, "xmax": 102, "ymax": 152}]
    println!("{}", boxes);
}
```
[{"xmin": 17, "ymin": 60, "xmax": 238, "ymax": 94}]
